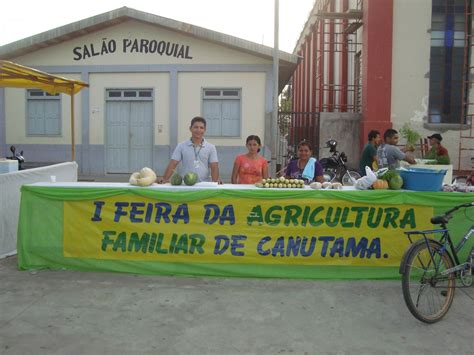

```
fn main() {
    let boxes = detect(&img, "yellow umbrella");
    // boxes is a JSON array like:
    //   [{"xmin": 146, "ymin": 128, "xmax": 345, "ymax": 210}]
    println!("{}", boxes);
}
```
[{"xmin": 0, "ymin": 60, "xmax": 89, "ymax": 160}]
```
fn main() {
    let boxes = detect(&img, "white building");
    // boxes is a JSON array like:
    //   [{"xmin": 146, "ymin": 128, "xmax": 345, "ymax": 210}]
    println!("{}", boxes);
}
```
[{"xmin": 0, "ymin": 7, "xmax": 297, "ymax": 178}]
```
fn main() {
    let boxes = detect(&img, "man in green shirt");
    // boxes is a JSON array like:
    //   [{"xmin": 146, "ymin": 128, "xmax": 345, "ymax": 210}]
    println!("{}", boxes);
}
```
[{"xmin": 359, "ymin": 130, "xmax": 381, "ymax": 176}]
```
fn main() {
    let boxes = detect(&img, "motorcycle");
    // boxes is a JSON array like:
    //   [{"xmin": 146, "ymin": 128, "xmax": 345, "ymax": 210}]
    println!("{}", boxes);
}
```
[
  {"xmin": 6, "ymin": 145, "xmax": 25, "ymax": 170},
  {"xmin": 319, "ymin": 139, "xmax": 361, "ymax": 185}
]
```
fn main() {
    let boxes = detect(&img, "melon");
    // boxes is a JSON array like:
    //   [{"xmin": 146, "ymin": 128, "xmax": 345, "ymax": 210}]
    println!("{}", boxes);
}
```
[
  {"xmin": 183, "ymin": 172, "xmax": 199, "ymax": 186},
  {"xmin": 170, "ymin": 172, "xmax": 183, "ymax": 185},
  {"xmin": 388, "ymin": 174, "xmax": 404, "ymax": 190}
]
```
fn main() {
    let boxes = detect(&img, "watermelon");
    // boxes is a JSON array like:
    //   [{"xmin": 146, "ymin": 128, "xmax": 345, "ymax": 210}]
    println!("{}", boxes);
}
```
[
  {"xmin": 183, "ymin": 172, "xmax": 198, "ymax": 186},
  {"xmin": 170, "ymin": 172, "xmax": 183, "ymax": 185},
  {"xmin": 380, "ymin": 169, "xmax": 398, "ymax": 181},
  {"xmin": 388, "ymin": 174, "xmax": 404, "ymax": 190}
]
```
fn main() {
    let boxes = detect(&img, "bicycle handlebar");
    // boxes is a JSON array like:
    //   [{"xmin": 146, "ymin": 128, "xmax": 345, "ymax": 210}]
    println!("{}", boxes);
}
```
[
  {"xmin": 431, "ymin": 202, "xmax": 474, "ymax": 225},
  {"xmin": 444, "ymin": 202, "xmax": 474, "ymax": 216}
]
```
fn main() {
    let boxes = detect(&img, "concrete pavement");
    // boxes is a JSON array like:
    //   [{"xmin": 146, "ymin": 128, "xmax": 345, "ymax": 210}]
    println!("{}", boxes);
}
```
[{"xmin": 0, "ymin": 255, "xmax": 473, "ymax": 354}]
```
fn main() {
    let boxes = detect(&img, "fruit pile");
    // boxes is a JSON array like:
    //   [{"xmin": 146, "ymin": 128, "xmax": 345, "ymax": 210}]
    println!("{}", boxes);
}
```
[
  {"xmin": 373, "ymin": 170, "xmax": 404, "ymax": 190},
  {"xmin": 255, "ymin": 177, "xmax": 306, "ymax": 188},
  {"xmin": 170, "ymin": 171, "xmax": 198, "ymax": 186}
]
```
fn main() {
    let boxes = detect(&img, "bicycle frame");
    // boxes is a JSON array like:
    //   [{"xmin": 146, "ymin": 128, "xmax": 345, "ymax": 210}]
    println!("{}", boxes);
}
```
[{"xmin": 403, "ymin": 224, "xmax": 474, "ymax": 281}]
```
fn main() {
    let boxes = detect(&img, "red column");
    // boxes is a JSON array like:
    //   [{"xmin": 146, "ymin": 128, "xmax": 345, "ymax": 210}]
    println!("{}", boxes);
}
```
[
  {"xmin": 340, "ymin": 0, "xmax": 349, "ymax": 112},
  {"xmin": 299, "ymin": 47, "xmax": 304, "ymax": 112},
  {"xmin": 311, "ymin": 26, "xmax": 317, "ymax": 113},
  {"xmin": 360, "ymin": 0, "xmax": 394, "ymax": 148},
  {"xmin": 318, "ymin": 19, "xmax": 325, "ymax": 111},
  {"xmin": 305, "ymin": 35, "xmax": 311, "ymax": 113},
  {"xmin": 328, "ymin": 1, "xmax": 335, "ymax": 111}
]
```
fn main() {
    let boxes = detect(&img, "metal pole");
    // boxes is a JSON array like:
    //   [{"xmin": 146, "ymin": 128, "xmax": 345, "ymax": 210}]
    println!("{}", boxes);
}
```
[
  {"xmin": 272, "ymin": 0, "xmax": 279, "ymax": 176},
  {"xmin": 71, "ymin": 92, "xmax": 75, "ymax": 161}
]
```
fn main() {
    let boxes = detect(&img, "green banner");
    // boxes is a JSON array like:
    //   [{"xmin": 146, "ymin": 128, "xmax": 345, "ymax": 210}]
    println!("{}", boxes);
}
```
[{"xmin": 17, "ymin": 185, "xmax": 474, "ymax": 279}]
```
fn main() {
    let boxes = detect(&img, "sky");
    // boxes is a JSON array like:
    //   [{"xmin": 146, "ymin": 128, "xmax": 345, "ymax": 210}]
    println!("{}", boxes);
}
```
[{"xmin": 0, "ymin": 0, "xmax": 315, "ymax": 53}]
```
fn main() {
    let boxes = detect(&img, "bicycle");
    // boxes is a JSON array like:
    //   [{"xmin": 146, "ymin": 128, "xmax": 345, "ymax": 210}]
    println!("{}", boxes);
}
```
[{"xmin": 399, "ymin": 202, "xmax": 474, "ymax": 323}]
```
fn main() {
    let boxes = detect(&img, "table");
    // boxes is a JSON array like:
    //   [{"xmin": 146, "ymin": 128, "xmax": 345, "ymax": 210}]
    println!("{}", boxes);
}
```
[
  {"xmin": 0, "ymin": 160, "xmax": 18, "ymax": 174},
  {"xmin": 17, "ymin": 182, "xmax": 474, "ymax": 279}
]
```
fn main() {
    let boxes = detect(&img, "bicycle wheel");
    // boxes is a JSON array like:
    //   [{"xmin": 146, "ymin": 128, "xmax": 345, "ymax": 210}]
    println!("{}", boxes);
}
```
[{"xmin": 401, "ymin": 240, "xmax": 455, "ymax": 323}]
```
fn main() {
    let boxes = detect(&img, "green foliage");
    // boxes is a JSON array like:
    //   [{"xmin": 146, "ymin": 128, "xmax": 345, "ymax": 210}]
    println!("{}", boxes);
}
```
[
  {"xmin": 425, "ymin": 148, "xmax": 451, "ymax": 165},
  {"xmin": 380, "ymin": 169, "xmax": 399, "ymax": 181},
  {"xmin": 399, "ymin": 123, "xmax": 421, "ymax": 145},
  {"xmin": 426, "ymin": 155, "xmax": 451, "ymax": 165}
]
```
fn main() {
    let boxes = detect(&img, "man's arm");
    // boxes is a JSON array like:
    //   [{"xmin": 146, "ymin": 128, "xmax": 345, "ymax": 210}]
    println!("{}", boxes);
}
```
[
  {"xmin": 159, "ymin": 160, "xmax": 179, "ymax": 183},
  {"xmin": 210, "ymin": 162, "xmax": 219, "ymax": 182},
  {"xmin": 403, "ymin": 154, "xmax": 416, "ymax": 164}
]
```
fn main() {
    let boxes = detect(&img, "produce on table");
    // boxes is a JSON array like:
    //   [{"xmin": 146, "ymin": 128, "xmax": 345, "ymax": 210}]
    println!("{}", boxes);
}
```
[
  {"xmin": 129, "ymin": 167, "xmax": 157, "ymax": 187},
  {"xmin": 379, "ymin": 170, "xmax": 404, "ymax": 190},
  {"xmin": 372, "ymin": 179, "xmax": 389, "ymax": 189},
  {"xmin": 388, "ymin": 174, "xmax": 404, "ymax": 190},
  {"xmin": 183, "ymin": 172, "xmax": 199, "ymax": 186},
  {"xmin": 256, "ymin": 177, "xmax": 305, "ymax": 188},
  {"xmin": 322, "ymin": 182, "xmax": 332, "ymax": 189},
  {"xmin": 170, "ymin": 171, "xmax": 183, "ymax": 185},
  {"xmin": 309, "ymin": 182, "xmax": 322, "ymax": 190}
]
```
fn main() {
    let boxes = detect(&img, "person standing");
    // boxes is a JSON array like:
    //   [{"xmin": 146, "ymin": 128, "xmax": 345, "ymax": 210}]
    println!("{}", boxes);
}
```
[
  {"xmin": 377, "ymin": 129, "xmax": 416, "ymax": 170},
  {"xmin": 231, "ymin": 135, "xmax": 269, "ymax": 184},
  {"xmin": 159, "ymin": 116, "xmax": 219, "ymax": 183},
  {"xmin": 426, "ymin": 133, "xmax": 450, "ymax": 164},
  {"xmin": 359, "ymin": 130, "xmax": 381, "ymax": 175}
]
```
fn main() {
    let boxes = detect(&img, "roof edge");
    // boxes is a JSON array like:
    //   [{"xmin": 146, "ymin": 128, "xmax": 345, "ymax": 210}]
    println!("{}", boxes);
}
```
[{"xmin": 0, "ymin": 7, "xmax": 298, "ymax": 64}]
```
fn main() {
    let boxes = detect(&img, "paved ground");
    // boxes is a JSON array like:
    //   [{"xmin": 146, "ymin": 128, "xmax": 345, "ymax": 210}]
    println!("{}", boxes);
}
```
[{"xmin": 0, "ymin": 256, "xmax": 473, "ymax": 354}]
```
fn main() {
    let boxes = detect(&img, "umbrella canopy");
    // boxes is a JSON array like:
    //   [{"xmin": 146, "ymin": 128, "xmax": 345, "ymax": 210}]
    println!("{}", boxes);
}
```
[
  {"xmin": 0, "ymin": 60, "xmax": 89, "ymax": 161},
  {"xmin": 0, "ymin": 60, "xmax": 88, "ymax": 95}
]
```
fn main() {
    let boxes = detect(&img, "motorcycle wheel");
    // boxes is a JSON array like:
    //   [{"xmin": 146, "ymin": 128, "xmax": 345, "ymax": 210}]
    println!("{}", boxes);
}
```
[{"xmin": 342, "ymin": 171, "xmax": 361, "ymax": 186}]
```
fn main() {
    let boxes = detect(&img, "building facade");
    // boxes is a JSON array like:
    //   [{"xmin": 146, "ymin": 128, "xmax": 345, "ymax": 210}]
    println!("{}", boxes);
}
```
[
  {"xmin": 291, "ymin": 0, "xmax": 473, "ymax": 171},
  {"xmin": 0, "ymin": 7, "xmax": 297, "ymax": 178}
]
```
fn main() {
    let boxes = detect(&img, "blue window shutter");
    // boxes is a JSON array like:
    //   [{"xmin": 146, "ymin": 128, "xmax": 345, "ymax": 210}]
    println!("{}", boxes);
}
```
[
  {"xmin": 27, "ymin": 100, "xmax": 45, "ymax": 135},
  {"xmin": 221, "ymin": 100, "xmax": 240, "ymax": 136},
  {"xmin": 44, "ymin": 100, "xmax": 61, "ymax": 135},
  {"xmin": 203, "ymin": 99, "xmax": 222, "ymax": 136}
]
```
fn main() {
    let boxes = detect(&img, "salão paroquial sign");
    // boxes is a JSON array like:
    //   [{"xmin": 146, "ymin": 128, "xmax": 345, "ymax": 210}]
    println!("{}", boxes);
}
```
[{"xmin": 73, "ymin": 38, "xmax": 193, "ymax": 61}]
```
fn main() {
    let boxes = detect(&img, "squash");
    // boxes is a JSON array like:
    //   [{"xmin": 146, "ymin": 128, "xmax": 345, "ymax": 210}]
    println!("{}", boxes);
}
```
[{"xmin": 372, "ymin": 179, "xmax": 389, "ymax": 189}]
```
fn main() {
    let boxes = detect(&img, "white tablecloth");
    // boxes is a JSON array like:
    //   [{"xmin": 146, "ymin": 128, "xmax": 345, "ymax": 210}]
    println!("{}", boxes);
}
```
[{"xmin": 27, "ymin": 182, "xmax": 357, "ymax": 191}]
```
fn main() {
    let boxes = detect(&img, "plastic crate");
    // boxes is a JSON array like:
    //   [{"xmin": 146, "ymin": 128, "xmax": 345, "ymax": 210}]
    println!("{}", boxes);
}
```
[{"xmin": 398, "ymin": 167, "xmax": 447, "ymax": 191}]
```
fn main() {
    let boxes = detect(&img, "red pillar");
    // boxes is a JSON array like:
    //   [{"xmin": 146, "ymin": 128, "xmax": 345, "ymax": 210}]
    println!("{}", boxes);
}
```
[
  {"xmin": 311, "ymin": 26, "xmax": 317, "ymax": 113},
  {"xmin": 318, "ymin": 19, "xmax": 325, "ymax": 111},
  {"xmin": 360, "ymin": 0, "xmax": 394, "ymax": 148},
  {"xmin": 340, "ymin": 0, "xmax": 349, "ymax": 112},
  {"xmin": 305, "ymin": 36, "xmax": 311, "ymax": 112},
  {"xmin": 328, "ymin": 1, "xmax": 335, "ymax": 111}
]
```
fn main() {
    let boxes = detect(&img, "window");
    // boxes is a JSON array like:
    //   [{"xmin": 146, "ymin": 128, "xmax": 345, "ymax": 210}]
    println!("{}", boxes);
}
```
[
  {"xmin": 27, "ymin": 90, "xmax": 61, "ymax": 136},
  {"xmin": 106, "ymin": 89, "xmax": 153, "ymax": 101},
  {"xmin": 428, "ymin": 0, "xmax": 471, "ymax": 124},
  {"xmin": 202, "ymin": 89, "xmax": 241, "ymax": 137}
]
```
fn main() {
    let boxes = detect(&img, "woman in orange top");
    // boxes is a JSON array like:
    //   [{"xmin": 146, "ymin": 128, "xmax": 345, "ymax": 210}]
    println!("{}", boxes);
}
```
[{"xmin": 231, "ymin": 135, "xmax": 269, "ymax": 184}]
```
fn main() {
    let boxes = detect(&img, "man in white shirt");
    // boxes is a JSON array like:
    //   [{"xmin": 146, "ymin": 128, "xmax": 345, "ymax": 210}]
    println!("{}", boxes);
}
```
[
  {"xmin": 159, "ymin": 116, "xmax": 219, "ymax": 182},
  {"xmin": 377, "ymin": 129, "xmax": 416, "ymax": 170}
]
